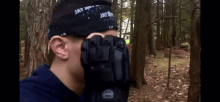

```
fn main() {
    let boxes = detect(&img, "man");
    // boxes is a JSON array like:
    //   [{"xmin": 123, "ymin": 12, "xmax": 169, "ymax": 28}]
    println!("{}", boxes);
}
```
[{"xmin": 20, "ymin": 0, "xmax": 130, "ymax": 102}]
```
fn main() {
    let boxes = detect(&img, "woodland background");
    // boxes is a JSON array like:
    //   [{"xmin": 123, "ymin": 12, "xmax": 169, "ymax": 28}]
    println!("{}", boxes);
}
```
[{"xmin": 19, "ymin": 0, "xmax": 201, "ymax": 101}]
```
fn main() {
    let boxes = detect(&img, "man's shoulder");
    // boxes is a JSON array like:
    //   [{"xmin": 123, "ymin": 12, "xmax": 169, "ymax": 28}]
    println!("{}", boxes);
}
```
[
  {"xmin": 20, "ymin": 76, "xmax": 81, "ymax": 102},
  {"xmin": 20, "ymin": 87, "xmax": 53, "ymax": 102},
  {"xmin": 20, "ymin": 64, "xmax": 81, "ymax": 102},
  {"xmin": 20, "ymin": 77, "xmax": 58, "ymax": 102}
]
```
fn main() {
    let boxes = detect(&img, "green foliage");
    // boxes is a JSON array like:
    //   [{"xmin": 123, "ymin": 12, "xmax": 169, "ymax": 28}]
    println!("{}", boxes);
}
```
[{"xmin": 126, "ymin": 39, "xmax": 130, "ymax": 44}]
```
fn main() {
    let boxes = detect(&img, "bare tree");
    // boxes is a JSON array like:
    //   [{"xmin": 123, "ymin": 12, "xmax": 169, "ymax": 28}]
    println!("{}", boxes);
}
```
[
  {"xmin": 187, "ymin": 0, "xmax": 201, "ymax": 101},
  {"xmin": 156, "ymin": 0, "xmax": 160, "ymax": 50},
  {"xmin": 162, "ymin": 0, "xmax": 172, "ymax": 48},
  {"xmin": 119, "ymin": 0, "xmax": 123, "ymax": 38},
  {"xmin": 112, "ymin": 0, "xmax": 119, "ymax": 24},
  {"xmin": 161, "ymin": 1, "xmax": 164, "ymax": 44},
  {"xmin": 167, "ymin": 45, "xmax": 172, "ymax": 89},
  {"xmin": 130, "ymin": 0, "xmax": 151, "ymax": 89},
  {"xmin": 27, "ymin": 0, "xmax": 52, "ymax": 76},
  {"xmin": 171, "ymin": 0, "xmax": 177, "ymax": 47},
  {"xmin": 147, "ymin": 2, "xmax": 157, "ymax": 57},
  {"xmin": 179, "ymin": 0, "xmax": 182, "ymax": 46},
  {"xmin": 129, "ymin": 0, "xmax": 135, "ymax": 44}
]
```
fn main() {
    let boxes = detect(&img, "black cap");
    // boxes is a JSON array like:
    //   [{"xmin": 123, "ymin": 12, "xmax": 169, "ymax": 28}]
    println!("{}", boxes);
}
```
[{"xmin": 48, "ymin": 0, "xmax": 118, "ymax": 40}]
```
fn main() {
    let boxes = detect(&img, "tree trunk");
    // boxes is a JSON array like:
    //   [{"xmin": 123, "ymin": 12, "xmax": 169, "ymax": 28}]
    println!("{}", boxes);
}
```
[
  {"xmin": 24, "ymin": 25, "xmax": 28, "ymax": 67},
  {"xmin": 163, "ymin": 0, "xmax": 171, "ymax": 48},
  {"xmin": 130, "ymin": 0, "xmax": 140, "ymax": 88},
  {"xmin": 130, "ymin": 0, "xmax": 135, "ymax": 44},
  {"xmin": 171, "ymin": 18, "xmax": 176, "ymax": 47},
  {"xmin": 27, "ymin": 0, "xmax": 52, "ymax": 76},
  {"xmin": 124, "ymin": 17, "xmax": 130, "ymax": 39},
  {"xmin": 26, "ymin": 0, "xmax": 34, "ymax": 76},
  {"xmin": 148, "ymin": 25, "xmax": 157, "ymax": 57},
  {"xmin": 161, "ymin": 1, "xmax": 163, "ymax": 44},
  {"xmin": 113, "ymin": 0, "xmax": 118, "ymax": 24},
  {"xmin": 52, "ymin": 0, "xmax": 56, "ymax": 8},
  {"xmin": 130, "ymin": 0, "xmax": 149, "ymax": 89},
  {"xmin": 167, "ymin": 46, "xmax": 172, "ymax": 89},
  {"xmin": 48, "ymin": 0, "xmax": 57, "ymax": 66},
  {"xmin": 178, "ymin": 1, "xmax": 182, "ymax": 46},
  {"xmin": 25, "ymin": 31, "xmax": 31, "ymax": 77},
  {"xmin": 162, "ymin": 5, "xmax": 167, "ymax": 48},
  {"xmin": 183, "ymin": 33, "xmax": 185, "ymax": 42},
  {"xmin": 171, "ymin": 0, "xmax": 177, "ymax": 47},
  {"xmin": 156, "ymin": 0, "xmax": 160, "ymax": 50},
  {"xmin": 188, "ymin": 0, "xmax": 200, "ymax": 102},
  {"xmin": 167, "ymin": 24, "xmax": 169, "ymax": 47},
  {"xmin": 24, "ymin": 0, "xmax": 32, "ymax": 75},
  {"xmin": 148, "ymin": 1, "xmax": 157, "ymax": 57},
  {"xmin": 119, "ymin": 0, "xmax": 123, "ymax": 38}
]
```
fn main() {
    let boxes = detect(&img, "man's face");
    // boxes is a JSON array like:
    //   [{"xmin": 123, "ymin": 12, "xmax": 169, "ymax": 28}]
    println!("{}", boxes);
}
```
[{"xmin": 67, "ymin": 30, "xmax": 118, "ymax": 83}]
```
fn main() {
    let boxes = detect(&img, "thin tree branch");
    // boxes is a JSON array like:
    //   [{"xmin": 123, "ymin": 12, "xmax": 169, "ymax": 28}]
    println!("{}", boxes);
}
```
[
  {"xmin": 146, "ymin": 16, "xmax": 177, "ymax": 28},
  {"xmin": 186, "ymin": 9, "xmax": 191, "ymax": 19},
  {"xmin": 185, "ymin": 3, "xmax": 198, "ymax": 20},
  {"xmin": 146, "ymin": 16, "xmax": 163, "ymax": 28}
]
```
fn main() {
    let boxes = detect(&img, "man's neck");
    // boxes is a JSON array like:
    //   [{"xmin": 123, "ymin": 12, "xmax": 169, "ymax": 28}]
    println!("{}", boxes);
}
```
[{"xmin": 50, "ymin": 61, "xmax": 85, "ymax": 95}]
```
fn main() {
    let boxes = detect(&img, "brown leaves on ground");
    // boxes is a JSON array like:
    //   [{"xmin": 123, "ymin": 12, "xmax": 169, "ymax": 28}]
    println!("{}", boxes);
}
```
[{"xmin": 128, "ymin": 47, "xmax": 190, "ymax": 102}]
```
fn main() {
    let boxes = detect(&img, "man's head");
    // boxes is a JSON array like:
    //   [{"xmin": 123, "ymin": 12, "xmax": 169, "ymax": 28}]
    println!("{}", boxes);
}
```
[
  {"xmin": 49, "ymin": 30, "xmax": 118, "ymax": 83},
  {"xmin": 47, "ymin": 0, "xmax": 119, "ymax": 94}
]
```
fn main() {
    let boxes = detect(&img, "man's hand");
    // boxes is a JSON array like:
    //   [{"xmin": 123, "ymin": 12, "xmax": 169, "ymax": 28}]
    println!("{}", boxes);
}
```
[{"xmin": 80, "ymin": 33, "xmax": 130, "ymax": 102}]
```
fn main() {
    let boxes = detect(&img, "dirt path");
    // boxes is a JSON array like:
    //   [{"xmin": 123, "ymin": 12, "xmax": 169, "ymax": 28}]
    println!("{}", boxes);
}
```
[{"xmin": 128, "ymin": 48, "xmax": 190, "ymax": 102}]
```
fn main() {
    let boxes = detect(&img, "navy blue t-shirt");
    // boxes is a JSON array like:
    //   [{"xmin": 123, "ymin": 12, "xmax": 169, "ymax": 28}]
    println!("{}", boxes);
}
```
[{"xmin": 20, "ymin": 64, "xmax": 82, "ymax": 102}]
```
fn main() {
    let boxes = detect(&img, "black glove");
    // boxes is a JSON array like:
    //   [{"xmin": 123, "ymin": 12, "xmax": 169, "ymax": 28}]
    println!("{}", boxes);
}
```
[{"xmin": 81, "ymin": 35, "xmax": 130, "ymax": 102}]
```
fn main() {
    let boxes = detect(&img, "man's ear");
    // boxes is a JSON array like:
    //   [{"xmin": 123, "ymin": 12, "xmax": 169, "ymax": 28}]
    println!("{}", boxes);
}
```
[{"xmin": 49, "ymin": 36, "xmax": 69, "ymax": 61}]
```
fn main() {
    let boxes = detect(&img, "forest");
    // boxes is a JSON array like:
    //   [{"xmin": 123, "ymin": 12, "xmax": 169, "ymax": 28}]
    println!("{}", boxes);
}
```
[{"xmin": 19, "ymin": 0, "xmax": 201, "ymax": 102}]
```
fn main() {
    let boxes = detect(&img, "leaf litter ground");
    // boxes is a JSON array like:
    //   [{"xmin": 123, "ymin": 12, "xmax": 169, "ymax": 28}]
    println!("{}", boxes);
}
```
[{"xmin": 127, "ymin": 46, "xmax": 190, "ymax": 102}]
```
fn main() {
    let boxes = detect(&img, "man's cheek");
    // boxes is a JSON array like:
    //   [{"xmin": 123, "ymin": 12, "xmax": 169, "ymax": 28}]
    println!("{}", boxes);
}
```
[{"xmin": 77, "ymin": 49, "xmax": 84, "ymax": 76}]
